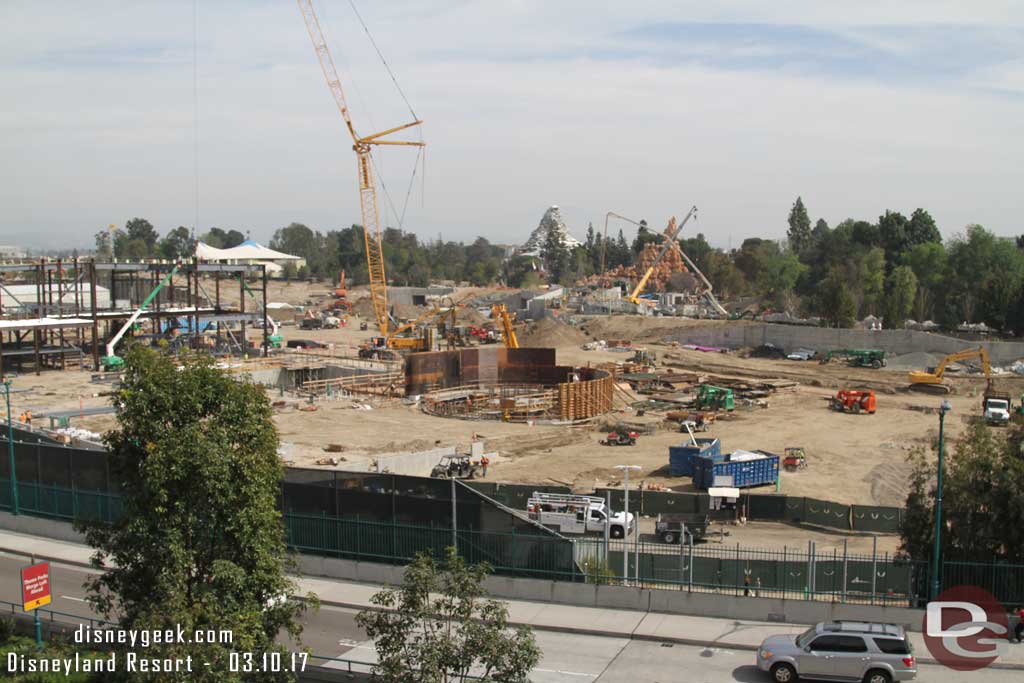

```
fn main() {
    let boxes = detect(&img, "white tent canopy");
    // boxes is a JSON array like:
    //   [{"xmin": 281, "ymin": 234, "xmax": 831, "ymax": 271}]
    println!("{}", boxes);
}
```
[{"xmin": 195, "ymin": 239, "xmax": 301, "ymax": 261}]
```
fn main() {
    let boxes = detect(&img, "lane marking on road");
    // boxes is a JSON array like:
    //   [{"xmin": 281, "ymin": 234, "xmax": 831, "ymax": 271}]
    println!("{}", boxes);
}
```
[{"xmin": 61, "ymin": 595, "xmax": 86, "ymax": 602}]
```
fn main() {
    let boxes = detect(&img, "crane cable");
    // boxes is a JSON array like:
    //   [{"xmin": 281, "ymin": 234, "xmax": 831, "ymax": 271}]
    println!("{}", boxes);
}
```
[{"xmin": 347, "ymin": 0, "xmax": 418, "ymax": 122}]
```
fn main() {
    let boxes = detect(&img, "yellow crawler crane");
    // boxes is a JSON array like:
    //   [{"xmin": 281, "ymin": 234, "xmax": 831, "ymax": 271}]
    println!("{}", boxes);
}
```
[
  {"xmin": 491, "ymin": 304, "xmax": 519, "ymax": 348},
  {"xmin": 297, "ymin": 0, "xmax": 425, "ymax": 353}
]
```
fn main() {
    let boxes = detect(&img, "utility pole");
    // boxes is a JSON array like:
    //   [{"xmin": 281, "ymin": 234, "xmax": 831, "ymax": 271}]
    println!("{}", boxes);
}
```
[
  {"xmin": 614, "ymin": 464, "xmax": 640, "ymax": 584},
  {"xmin": 930, "ymin": 399, "xmax": 952, "ymax": 601},
  {"xmin": 4, "ymin": 380, "xmax": 17, "ymax": 515}
]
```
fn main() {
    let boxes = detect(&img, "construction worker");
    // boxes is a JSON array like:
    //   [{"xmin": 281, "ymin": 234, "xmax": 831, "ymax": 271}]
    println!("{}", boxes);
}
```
[
  {"xmin": 24, "ymin": 410, "xmax": 31, "ymax": 426},
  {"xmin": 480, "ymin": 455, "xmax": 489, "ymax": 478}
]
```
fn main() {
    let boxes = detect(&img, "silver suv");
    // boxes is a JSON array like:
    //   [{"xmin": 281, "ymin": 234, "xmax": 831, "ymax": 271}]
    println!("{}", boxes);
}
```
[{"xmin": 757, "ymin": 621, "xmax": 916, "ymax": 683}]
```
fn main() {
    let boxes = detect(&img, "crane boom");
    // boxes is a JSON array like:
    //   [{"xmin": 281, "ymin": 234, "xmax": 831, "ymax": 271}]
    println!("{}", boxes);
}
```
[
  {"xmin": 601, "ymin": 211, "xmax": 644, "ymax": 274},
  {"xmin": 297, "ymin": 0, "xmax": 424, "ymax": 339},
  {"xmin": 627, "ymin": 206, "xmax": 697, "ymax": 304}
]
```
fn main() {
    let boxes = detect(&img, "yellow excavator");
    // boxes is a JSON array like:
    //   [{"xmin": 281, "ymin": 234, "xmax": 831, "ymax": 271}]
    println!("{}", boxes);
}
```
[
  {"xmin": 908, "ymin": 347, "xmax": 991, "ymax": 393},
  {"xmin": 491, "ymin": 304, "xmax": 519, "ymax": 348}
]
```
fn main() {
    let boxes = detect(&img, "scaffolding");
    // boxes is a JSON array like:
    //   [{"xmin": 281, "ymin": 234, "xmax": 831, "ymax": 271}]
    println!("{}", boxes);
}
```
[{"xmin": 0, "ymin": 259, "xmax": 269, "ymax": 376}]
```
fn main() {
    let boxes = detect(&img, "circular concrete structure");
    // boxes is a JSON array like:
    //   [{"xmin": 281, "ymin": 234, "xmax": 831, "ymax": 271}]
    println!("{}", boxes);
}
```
[{"xmin": 407, "ymin": 347, "xmax": 613, "ymax": 423}]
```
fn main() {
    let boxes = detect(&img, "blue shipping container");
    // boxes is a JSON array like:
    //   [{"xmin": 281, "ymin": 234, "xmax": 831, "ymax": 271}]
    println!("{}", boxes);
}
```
[
  {"xmin": 668, "ymin": 438, "xmax": 722, "ymax": 477},
  {"xmin": 694, "ymin": 451, "xmax": 779, "ymax": 489}
]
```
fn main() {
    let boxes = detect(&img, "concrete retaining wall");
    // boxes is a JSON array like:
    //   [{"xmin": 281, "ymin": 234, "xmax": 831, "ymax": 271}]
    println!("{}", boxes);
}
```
[
  {"xmin": 0, "ymin": 510, "xmax": 85, "ymax": 543},
  {"xmin": 666, "ymin": 323, "xmax": 1024, "ymax": 365}
]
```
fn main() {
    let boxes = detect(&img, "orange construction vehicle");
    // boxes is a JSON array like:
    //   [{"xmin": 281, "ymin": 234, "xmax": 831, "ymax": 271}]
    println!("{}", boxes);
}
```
[{"xmin": 828, "ymin": 389, "xmax": 876, "ymax": 414}]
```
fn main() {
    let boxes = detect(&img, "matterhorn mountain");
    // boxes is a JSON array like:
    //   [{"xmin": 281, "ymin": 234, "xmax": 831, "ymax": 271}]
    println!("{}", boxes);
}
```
[{"xmin": 519, "ymin": 205, "xmax": 582, "ymax": 256}]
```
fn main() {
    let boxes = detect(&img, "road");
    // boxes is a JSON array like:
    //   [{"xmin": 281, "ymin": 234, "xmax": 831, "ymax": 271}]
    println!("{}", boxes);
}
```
[{"xmin": 1, "ymin": 553, "xmax": 1017, "ymax": 682}]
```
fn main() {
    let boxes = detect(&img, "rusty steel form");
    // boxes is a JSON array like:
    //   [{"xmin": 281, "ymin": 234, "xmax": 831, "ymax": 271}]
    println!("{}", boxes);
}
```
[{"xmin": 411, "ymin": 347, "xmax": 613, "ymax": 423}]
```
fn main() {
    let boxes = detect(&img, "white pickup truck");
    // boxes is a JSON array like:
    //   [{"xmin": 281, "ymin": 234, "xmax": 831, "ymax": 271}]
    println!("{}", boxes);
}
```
[{"xmin": 527, "ymin": 492, "xmax": 634, "ymax": 538}]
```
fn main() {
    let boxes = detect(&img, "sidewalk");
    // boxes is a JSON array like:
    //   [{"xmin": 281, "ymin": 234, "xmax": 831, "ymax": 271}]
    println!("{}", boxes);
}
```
[{"xmin": 2, "ymin": 529, "xmax": 1022, "ymax": 670}]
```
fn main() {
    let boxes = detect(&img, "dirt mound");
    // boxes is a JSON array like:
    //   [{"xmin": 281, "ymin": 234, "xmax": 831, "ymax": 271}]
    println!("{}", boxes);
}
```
[
  {"xmin": 350, "ymin": 296, "xmax": 375, "ymax": 318},
  {"xmin": 456, "ymin": 305, "xmax": 488, "ymax": 326},
  {"xmin": 519, "ymin": 317, "xmax": 588, "ymax": 348}
]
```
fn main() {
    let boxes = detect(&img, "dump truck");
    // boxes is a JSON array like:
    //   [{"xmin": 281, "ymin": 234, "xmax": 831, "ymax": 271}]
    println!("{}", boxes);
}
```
[
  {"xmin": 655, "ymin": 512, "xmax": 710, "ymax": 544},
  {"xmin": 983, "ymin": 390, "xmax": 1011, "ymax": 426}
]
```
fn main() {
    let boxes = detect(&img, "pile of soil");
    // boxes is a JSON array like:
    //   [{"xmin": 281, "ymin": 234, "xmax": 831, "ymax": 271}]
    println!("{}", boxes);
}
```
[
  {"xmin": 518, "ymin": 317, "xmax": 589, "ymax": 348},
  {"xmin": 456, "ymin": 306, "xmax": 488, "ymax": 326},
  {"xmin": 748, "ymin": 344, "xmax": 787, "ymax": 360},
  {"xmin": 350, "ymin": 296, "xmax": 375, "ymax": 318}
]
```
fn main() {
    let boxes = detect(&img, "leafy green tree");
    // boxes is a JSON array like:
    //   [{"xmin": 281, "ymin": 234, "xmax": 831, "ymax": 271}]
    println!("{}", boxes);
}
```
[
  {"xmin": 272, "ymin": 223, "xmax": 330, "ymax": 278},
  {"xmin": 158, "ymin": 226, "xmax": 193, "ymax": 260},
  {"xmin": 901, "ymin": 422, "xmax": 1024, "ymax": 561},
  {"xmin": 678, "ymin": 233, "xmax": 713, "ymax": 273},
  {"xmin": 630, "ymin": 220, "xmax": 659, "ymax": 256},
  {"xmin": 878, "ymin": 210, "xmax": 909, "ymax": 267},
  {"xmin": 80, "ymin": 348, "xmax": 312, "ymax": 682},
  {"xmin": 818, "ymin": 269, "xmax": 856, "ymax": 327},
  {"xmin": 541, "ymin": 225, "xmax": 570, "ymax": 284},
  {"xmin": 702, "ymin": 250, "xmax": 747, "ymax": 299},
  {"xmin": 94, "ymin": 229, "xmax": 115, "ymax": 259},
  {"xmin": 884, "ymin": 265, "xmax": 918, "ymax": 329},
  {"xmin": 356, "ymin": 548, "xmax": 540, "ymax": 683},
  {"xmin": 904, "ymin": 242, "xmax": 947, "ymax": 321},
  {"xmin": 786, "ymin": 197, "xmax": 812, "ymax": 255},
  {"xmin": 760, "ymin": 248, "xmax": 806, "ymax": 309},
  {"xmin": 281, "ymin": 261, "xmax": 297, "ymax": 282},
  {"xmin": 858, "ymin": 247, "xmax": 886, "ymax": 316},
  {"xmin": 906, "ymin": 208, "xmax": 941, "ymax": 247},
  {"xmin": 202, "ymin": 227, "xmax": 246, "ymax": 249},
  {"xmin": 120, "ymin": 238, "xmax": 149, "ymax": 260},
  {"xmin": 116, "ymin": 218, "xmax": 159, "ymax": 257}
]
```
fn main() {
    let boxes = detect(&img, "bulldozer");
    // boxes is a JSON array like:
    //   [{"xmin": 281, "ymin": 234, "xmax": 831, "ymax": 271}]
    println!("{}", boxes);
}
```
[{"xmin": 828, "ymin": 389, "xmax": 876, "ymax": 414}]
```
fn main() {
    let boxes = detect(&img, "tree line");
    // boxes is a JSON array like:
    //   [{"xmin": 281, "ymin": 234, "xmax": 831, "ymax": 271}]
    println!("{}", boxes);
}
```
[{"xmin": 95, "ymin": 204, "xmax": 1024, "ymax": 333}]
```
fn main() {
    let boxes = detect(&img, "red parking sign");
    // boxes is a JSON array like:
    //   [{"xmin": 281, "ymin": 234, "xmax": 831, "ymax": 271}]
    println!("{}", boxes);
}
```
[{"xmin": 21, "ymin": 562, "xmax": 51, "ymax": 611}]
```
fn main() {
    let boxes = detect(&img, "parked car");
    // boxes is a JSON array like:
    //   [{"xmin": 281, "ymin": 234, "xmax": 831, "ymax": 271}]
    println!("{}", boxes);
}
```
[
  {"xmin": 786, "ymin": 348, "xmax": 817, "ymax": 361},
  {"xmin": 757, "ymin": 621, "xmax": 916, "ymax": 683}
]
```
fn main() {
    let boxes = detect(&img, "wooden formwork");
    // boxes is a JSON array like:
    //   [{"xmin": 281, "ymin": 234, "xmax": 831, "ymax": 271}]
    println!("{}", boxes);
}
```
[
  {"xmin": 298, "ymin": 371, "xmax": 405, "ymax": 397},
  {"xmin": 558, "ymin": 373, "xmax": 614, "ymax": 421}
]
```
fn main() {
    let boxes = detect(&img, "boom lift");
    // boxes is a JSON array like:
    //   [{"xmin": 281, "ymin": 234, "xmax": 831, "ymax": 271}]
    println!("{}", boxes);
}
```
[
  {"xmin": 101, "ymin": 265, "xmax": 179, "ymax": 371},
  {"xmin": 627, "ymin": 206, "xmax": 698, "ymax": 305},
  {"xmin": 908, "ymin": 347, "xmax": 991, "ymax": 393},
  {"xmin": 297, "ymin": 0, "xmax": 425, "ymax": 353}
]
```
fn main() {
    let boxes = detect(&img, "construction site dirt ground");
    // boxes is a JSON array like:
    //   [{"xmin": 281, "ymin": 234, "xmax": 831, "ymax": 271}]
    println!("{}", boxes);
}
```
[{"xmin": 12, "ymin": 305, "xmax": 1024, "ymax": 554}]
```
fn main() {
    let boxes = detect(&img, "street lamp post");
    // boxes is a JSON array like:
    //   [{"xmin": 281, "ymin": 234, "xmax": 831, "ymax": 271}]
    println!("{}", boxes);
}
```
[
  {"xmin": 614, "ymin": 464, "xmax": 640, "ymax": 584},
  {"xmin": 3, "ymin": 380, "xmax": 17, "ymax": 516},
  {"xmin": 930, "ymin": 399, "xmax": 952, "ymax": 601}
]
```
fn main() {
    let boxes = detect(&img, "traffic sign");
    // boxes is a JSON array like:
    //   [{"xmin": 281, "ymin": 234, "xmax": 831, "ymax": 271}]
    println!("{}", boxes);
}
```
[{"xmin": 21, "ymin": 561, "xmax": 51, "ymax": 612}]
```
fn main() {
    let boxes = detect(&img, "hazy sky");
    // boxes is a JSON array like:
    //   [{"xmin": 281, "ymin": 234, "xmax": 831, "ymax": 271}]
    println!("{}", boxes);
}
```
[{"xmin": 3, "ymin": 1, "xmax": 1023, "ymax": 251}]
